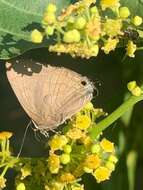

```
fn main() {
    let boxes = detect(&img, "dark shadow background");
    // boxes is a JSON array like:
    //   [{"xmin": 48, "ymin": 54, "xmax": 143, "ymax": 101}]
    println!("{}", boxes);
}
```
[{"xmin": 0, "ymin": 48, "xmax": 143, "ymax": 190}]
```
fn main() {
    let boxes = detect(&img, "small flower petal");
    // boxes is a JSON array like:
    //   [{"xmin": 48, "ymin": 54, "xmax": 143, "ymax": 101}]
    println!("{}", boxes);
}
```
[
  {"xmin": 93, "ymin": 166, "xmax": 111, "ymax": 183},
  {"xmin": 100, "ymin": 138, "xmax": 115, "ymax": 153}
]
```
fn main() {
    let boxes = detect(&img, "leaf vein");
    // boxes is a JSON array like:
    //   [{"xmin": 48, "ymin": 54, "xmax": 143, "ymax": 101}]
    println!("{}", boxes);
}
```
[{"xmin": 0, "ymin": 0, "xmax": 42, "ymax": 17}]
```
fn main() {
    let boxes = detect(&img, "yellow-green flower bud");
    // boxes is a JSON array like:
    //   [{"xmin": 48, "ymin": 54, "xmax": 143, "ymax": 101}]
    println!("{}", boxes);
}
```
[
  {"xmin": 16, "ymin": 183, "xmax": 26, "ymax": 190},
  {"xmin": 132, "ymin": 16, "xmax": 142, "ymax": 26},
  {"xmin": 63, "ymin": 31, "xmax": 74, "ymax": 43},
  {"xmin": 60, "ymin": 153, "xmax": 71, "ymax": 164},
  {"xmin": 31, "ymin": 29, "xmax": 43, "ymax": 43},
  {"xmin": 91, "ymin": 45, "xmax": 99, "ymax": 56},
  {"xmin": 73, "ymin": 29, "xmax": 81, "ymax": 42},
  {"xmin": 119, "ymin": 7, "xmax": 130, "ymax": 19},
  {"xmin": 127, "ymin": 81, "xmax": 137, "ymax": 91},
  {"xmin": 108, "ymin": 155, "xmax": 118, "ymax": 163},
  {"xmin": 75, "ymin": 17, "xmax": 86, "ymax": 30},
  {"xmin": 83, "ymin": 102, "xmax": 94, "ymax": 110},
  {"xmin": 63, "ymin": 144, "xmax": 72, "ymax": 154},
  {"xmin": 90, "ymin": 6, "xmax": 98, "ymax": 14},
  {"xmin": 68, "ymin": 16, "xmax": 75, "ymax": 23},
  {"xmin": 45, "ymin": 26, "xmax": 54, "ymax": 36},
  {"xmin": 126, "ymin": 40, "xmax": 136, "ymax": 58},
  {"xmin": 105, "ymin": 161, "xmax": 115, "ymax": 171},
  {"xmin": 63, "ymin": 30, "xmax": 81, "ymax": 43},
  {"xmin": 132, "ymin": 86, "xmax": 142, "ymax": 96},
  {"xmin": 46, "ymin": 3, "xmax": 57, "ymax": 13},
  {"xmin": 91, "ymin": 144, "xmax": 101, "ymax": 154}
]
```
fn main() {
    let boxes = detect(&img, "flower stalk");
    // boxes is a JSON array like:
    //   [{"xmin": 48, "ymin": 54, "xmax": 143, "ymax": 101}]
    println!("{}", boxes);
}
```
[{"xmin": 89, "ymin": 87, "xmax": 143, "ymax": 139}]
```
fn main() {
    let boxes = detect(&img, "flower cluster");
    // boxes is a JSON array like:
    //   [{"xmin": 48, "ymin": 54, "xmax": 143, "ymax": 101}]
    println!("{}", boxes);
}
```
[
  {"xmin": 15, "ymin": 102, "xmax": 117, "ymax": 190},
  {"xmin": 0, "ymin": 131, "xmax": 17, "ymax": 189},
  {"xmin": 31, "ymin": 0, "xmax": 143, "ymax": 58},
  {"xmin": 46, "ymin": 102, "xmax": 118, "ymax": 189},
  {"xmin": 127, "ymin": 81, "xmax": 143, "ymax": 96},
  {"xmin": 0, "ymin": 103, "xmax": 118, "ymax": 190}
]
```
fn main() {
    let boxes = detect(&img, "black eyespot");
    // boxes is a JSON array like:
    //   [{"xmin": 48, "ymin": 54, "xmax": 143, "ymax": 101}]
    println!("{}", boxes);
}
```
[{"xmin": 81, "ymin": 80, "xmax": 87, "ymax": 86}]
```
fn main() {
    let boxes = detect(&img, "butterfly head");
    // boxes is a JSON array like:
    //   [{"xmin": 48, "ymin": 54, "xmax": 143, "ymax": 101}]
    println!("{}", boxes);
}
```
[{"xmin": 80, "ymin": 77, "xmax": 96, "ymax": 97}]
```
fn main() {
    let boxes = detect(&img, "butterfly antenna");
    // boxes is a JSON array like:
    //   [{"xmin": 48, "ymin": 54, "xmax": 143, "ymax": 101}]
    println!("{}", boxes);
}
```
[{"xmin": 17, "ymin": 120, "xmax": 32, "ymax": 158}]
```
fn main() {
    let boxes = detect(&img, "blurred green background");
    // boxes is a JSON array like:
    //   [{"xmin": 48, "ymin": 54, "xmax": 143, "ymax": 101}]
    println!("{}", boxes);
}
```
[{"xmin": 0, "ymin": 48, "xmax": 143, "ymax": 190}]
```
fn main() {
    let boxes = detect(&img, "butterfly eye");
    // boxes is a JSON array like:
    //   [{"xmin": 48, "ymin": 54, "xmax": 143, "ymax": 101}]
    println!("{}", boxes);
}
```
[{"xmin": 81, "ymin": 80, "xmax": 87, "ymax": 86}]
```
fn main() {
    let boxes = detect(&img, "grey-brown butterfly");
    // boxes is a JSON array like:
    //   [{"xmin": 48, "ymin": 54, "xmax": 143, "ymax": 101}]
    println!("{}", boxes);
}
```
[{"xmin": 6, "ymin": 59, "xmax": 94, "ymax": 136}]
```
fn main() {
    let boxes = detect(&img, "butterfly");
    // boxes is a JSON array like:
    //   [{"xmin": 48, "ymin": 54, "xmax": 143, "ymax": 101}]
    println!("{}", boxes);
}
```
[{"xmin": 6, "ymin": 59, "xmax": 94, "ymax": 136}]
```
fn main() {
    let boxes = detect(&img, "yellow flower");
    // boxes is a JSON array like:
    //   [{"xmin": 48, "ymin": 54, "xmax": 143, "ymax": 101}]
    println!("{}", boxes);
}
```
[
  {"xmin": 0, "ymin": 131, "xmax": 13, "ymax": 140},
  {"xmin": 49, "ymin": 42, "xmax": 98, "ymax": 58},
  {"xmin": 103, "ymin": 19, "xmax": 122, "ymax": 37},
  {"xmin": 16, "ymin": 183, "xmax": 26, "ymax": 190},
  {"xmin": 126, "ymin": 40, "xmax": 136, "ymax": 58},
  {"xmin": 100, "ymin": 138, "xmax": 115, "ymax": 153},
  {"xmin": 80, "ymin": 135, "xmax": 93, "ymax": 148},
  {"xmin": 93, "ymin": 166, "xmax": 111, "ymax": 183},
  {"xmin": 84, "ymin": 154, "xmax": 101, "ymax": 169},
  {"xmin": 66, "ymin": 128, "xmax": 85, "ymax": 140},
  {"xmin": 43, "ymin": 12, "xmax": 56, "ymax": 25},
  {"xmin": 49, "ymin": 135, "xmax": 68, "ymax": 150},
  {"xmin": 86, "ymin": 17, "xmax": 101, "ymax": 40},
  {"xmin": 83, "ymin": 102, "xmax": 94, "ymax": 110},
  {"xmin": 0, "ymin": 177, "xmax": 6, "ymax": 189},
  {"xmin": 102, "ymin": 38, "xmax": 119, "ymax": 54},
  {"xmin": 60, "ymin": 173, "xmax": 75, "ymax": 183},
  {"xmin": 100, "ymin": 0, "xmax": 120, "ymax": 10},
  {"xmin": 48, "ymin": 154, "xmax": 60, "ymax": 174},
  {"xmin": 31, "ymin": 29, "xmax": 43, "ymax": 43},
  {"xmin": 21, "ymin": 164, "xmax": 31, "ymax": 179},
  {"xmin": 75, "ymin": 115, "xmax": 91, "ymax": 130}
]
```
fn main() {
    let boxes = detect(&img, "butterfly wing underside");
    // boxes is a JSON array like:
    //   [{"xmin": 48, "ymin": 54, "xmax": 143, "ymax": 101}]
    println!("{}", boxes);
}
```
[{"xmin": 6, "ymin": 60, "xmax": 93, "ymax": 131}]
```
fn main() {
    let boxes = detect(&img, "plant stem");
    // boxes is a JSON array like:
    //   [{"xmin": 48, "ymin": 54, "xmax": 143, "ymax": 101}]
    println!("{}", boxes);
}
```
[{"xmin": 89, "ymin": 93, "xmax": 143, "ymax": 139}]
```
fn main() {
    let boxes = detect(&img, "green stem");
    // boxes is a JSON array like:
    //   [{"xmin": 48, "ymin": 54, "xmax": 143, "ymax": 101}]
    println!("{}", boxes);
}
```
[
  {"xmin": 137, "ymin": 47, "xmax": 143, "ymax": 50},
  {"xmin": 89, "ymin": 93, "xmax": 143, "ymax": 139},
  {"xmin": 1, "ymin": 165, "xmax": 9, "ymax": 177}
]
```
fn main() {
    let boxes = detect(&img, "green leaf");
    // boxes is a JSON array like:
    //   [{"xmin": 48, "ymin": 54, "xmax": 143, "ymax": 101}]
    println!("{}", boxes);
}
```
[{"xmin": 0, "ymin": 0, "xmax": 71, "ymax": 59}]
